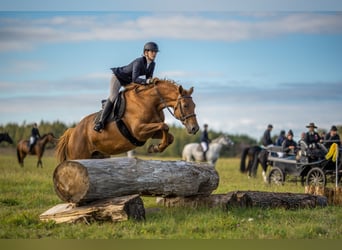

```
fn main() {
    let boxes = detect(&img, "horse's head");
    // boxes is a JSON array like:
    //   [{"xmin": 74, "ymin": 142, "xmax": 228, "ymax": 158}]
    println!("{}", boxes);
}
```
[
  {"xmin": 45, "ymin": 132, "xmax": 58, "ymax": 143},
  {"xmin": 173, "ymin": 85, "xmax": 199, "ymax": 135},
  {"xmin": 217, "ymin": 134, "xmax": 234, "ymax": 147},
  {"xmin": 4, "ymin": 132, "xmax": 13, "ymax": 144}
]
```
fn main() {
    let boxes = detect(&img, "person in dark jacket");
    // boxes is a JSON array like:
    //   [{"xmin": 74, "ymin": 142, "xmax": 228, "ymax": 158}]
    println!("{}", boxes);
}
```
[
  {"xmin": 282, "ymin": 129, "xmax": 297, "ymax": 156},
  {"xmin": 29, "ymin": 123, "xmax": 40, "ymax": 152},
  {"xmin": 262, "ymin": 124, "xmax": 273, "ymax": 147},
  {"xmin": 200, "ymin": 124, "xmax": 210, "ymax": 161},
  {"xmin": 304, "ymin": 122, "xmax": 321, "ymax": 146},
  {"xmin": 94, "ymin": 42, "xmax": 159, "ymax": 132},
  {"xmin": 324, "ymin": 125, "xmax": 341, "ymax": 149},
  {"xmin": 276, "ymin": 130, "xmax": 286, "ymax": 146}
]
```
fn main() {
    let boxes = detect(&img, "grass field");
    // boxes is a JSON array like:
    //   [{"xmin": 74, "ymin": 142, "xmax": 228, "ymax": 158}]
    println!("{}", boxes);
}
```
[{"xmin": 0, "ymin": 148, "xmax": 341, "ymax": 239}]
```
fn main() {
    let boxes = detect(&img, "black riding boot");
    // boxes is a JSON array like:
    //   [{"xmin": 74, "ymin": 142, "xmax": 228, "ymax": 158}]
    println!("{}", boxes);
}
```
[
  {"xmin": 203, "ymin": 151, "xmax": 207, "ymax": 161},
  {"xmin": 94, "ymin": 100, "xmax": 113, "ymax": 132}
]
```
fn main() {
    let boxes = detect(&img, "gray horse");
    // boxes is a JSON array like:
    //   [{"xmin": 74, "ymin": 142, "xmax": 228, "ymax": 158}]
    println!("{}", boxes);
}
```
[{"xmin": 182, "ymin": 134, "xmax": 234, "ymax": 165}]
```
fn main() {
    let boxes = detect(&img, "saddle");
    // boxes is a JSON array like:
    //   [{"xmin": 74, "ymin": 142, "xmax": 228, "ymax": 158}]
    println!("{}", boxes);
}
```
[
  {"xmin": 94, "ymin": 92, "xmax": 126, "ymax": 124},
  {"xmin": 196, "ymin": 144, "xmax": 204, "ymax": 152},
  {"xmin": 94, "ymin": 91, "xmax": 145, "ymax": 147}
]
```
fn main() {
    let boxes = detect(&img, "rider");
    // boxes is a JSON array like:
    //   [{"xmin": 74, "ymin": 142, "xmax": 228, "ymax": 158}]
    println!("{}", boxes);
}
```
[
  {"xmin": 29, "ymin": 123, "xmax": 40, "ymax": 152},
  {"xmin": 200, "ymin": 124, "xmax": 210, "ymax": 161},
  {"xmin": 94, "ymin": 42, "xmax": 159, "ymax": 132}
]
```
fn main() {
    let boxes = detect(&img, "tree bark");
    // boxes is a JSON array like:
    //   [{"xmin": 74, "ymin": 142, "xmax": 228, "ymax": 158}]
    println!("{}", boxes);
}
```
[
  {"xmin": 39, "ymin": 194, "xmax": 145, "ymax": 224},
  {"xmin": 53, "ymin": 157, "xmax": 219, "ymax": 204},
  {"xmin": 157, "ymin": 191, "xmax": 328, "ymax": 209}
]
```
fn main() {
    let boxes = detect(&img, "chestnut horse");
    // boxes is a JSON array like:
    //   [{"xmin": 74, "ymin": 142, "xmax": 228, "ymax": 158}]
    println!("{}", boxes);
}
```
[
  {"xmin": 17, "ymin": 133, "xmax": 57, "ymax": 168},
  {"xmin": 56, "ymin": 79, "xmax": 199, "ymax": 162}
]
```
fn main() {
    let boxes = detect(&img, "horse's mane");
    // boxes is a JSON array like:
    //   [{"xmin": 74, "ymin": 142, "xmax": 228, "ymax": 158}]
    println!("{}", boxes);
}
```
[
  {"xmin": 125, "ymin": 78, "xmax": 181, "ymax": 92},
  {"xmin": 40, "ymin": 132, "xmax": 54, "ymax": 139},
  {"xmin": 211, "ymin": 135, "xmax": 226, "ymax": 143}
]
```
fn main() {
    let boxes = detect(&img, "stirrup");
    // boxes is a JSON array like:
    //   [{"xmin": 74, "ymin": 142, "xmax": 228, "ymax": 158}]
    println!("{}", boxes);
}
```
[{"xmin": 94, "ymin": 122, "xmax": 104, "ymax": 132}]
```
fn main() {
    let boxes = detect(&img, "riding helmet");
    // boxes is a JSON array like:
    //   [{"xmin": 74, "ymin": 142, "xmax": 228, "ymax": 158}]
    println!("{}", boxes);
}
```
[{"xmin": 143, "ymin": 42, "xmax": 159, "ymax": 52}]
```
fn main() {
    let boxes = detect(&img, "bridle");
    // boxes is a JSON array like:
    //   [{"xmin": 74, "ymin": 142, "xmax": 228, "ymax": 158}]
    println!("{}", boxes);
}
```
[{"xmin": 154, "ymin": 82, "xmax": 196, "ymax": 123}]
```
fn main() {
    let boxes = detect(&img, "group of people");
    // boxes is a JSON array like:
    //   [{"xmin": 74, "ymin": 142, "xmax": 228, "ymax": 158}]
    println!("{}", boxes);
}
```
[{"xmin": 262, "ymin": 122, "xmax": 341, "ymax": 157}]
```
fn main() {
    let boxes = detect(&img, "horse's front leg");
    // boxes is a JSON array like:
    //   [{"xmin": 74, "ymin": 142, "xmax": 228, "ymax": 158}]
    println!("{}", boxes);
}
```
[
  {"xmin": 136, "ymin": 122, "xmax": 172, "ymax": 153},
  {"xmin": 148, "ymin": 130, "xmax": 174, "ymax": 153}
]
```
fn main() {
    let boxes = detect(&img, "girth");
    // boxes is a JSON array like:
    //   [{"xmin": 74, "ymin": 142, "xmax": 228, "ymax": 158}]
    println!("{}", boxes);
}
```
[{"xmin": 116, "ymin": 119, "xmax": 146, "ymax": 147}]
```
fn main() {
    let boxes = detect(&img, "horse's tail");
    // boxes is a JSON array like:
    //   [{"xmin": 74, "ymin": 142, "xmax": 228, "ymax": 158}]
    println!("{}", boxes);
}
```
[
  {"xmin": 250, "ymin": 148, "xmax": 260, "ymax": 177},
  {"xmin": 55, "ymin": 128, "xmax": 74, "ymax": 163},
  {"xmin": 182, "ymin": 144, "xmax": 190, "ymax": 161},
  {"xmin": 240, "ymin": 147, "xmax": 250, "ymax": 173}
]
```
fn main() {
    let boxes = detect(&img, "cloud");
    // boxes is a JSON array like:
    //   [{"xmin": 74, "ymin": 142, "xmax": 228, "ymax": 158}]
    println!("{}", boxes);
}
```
[{"xmin": 1, "ymin": 12, "xmax": 342, "ymax": 52}]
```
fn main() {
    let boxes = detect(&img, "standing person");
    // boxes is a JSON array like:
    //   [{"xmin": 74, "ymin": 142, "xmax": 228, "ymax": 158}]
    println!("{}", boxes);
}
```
[
  {"xmin": 262, "ymin": 124, "xmax": 273, "ymax": 147},
  {"xmin": 94, "ymin": 42, "xmax": 159, "ymax": 132},
  {"xmin": 282, "ymin": 129, "xmax": 297, "ymax": 157},
  {"xmin": 304, "ymin": 122, "xmax": 320, "ymax": 146},
  {"xmin": 324, "ymin": 125, "xmax": 341, "ymax": 149},
  {"xmin": 29, "ymin": 123, "xmax": 40, "ymax": 152},
  {"xmin": 200, "ymin": 124, "xmax": 210, "ymax": 161}
]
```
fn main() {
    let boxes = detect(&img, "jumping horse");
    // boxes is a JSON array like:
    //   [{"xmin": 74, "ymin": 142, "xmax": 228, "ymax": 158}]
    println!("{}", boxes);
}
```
[
  {"xmin": 56, "ymin": 79, "xmax": 199, "ymax": 162},
  {"xmin": 0, "ymin": 132, "xmax": 13, "ymax": 144},
  {"xmin": 240, "ymin": 145, "xmax": 269, "ymax": 182},
  {"xmin": 17, "ymin": 133, "xmax": 57, "ymax": 167},
  {"xmin": 182, "ymin": 135, "xmax": 234, "ymax": 165}
]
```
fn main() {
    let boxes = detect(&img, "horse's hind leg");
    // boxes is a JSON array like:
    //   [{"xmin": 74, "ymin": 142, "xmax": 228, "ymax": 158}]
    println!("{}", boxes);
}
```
[
  {"xmin": 19, "ymin": 153, "xmax": 26, "ymax": 167},
  {"xmin": 37, "ymin": 159, "xmax": 42, "ymax": 168}
]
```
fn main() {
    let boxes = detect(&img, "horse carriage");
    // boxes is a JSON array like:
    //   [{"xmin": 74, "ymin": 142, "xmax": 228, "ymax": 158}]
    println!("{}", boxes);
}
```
[{"xmin": 266, "ymin": 141, "xmax": 342, "ymax": 187}]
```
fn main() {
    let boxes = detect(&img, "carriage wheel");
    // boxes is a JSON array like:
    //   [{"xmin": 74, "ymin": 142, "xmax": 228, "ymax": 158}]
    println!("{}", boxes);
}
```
[
  {"xmin": 267, "ymin": 167, "xmax": 284, "ymax": 185},
  {"xmin": 305, "ymin": 167, "xmax": 326, "ymax": 187}
]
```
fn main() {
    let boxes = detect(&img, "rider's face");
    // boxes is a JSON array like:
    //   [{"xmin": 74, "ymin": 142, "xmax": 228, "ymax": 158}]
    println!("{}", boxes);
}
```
[{"xmin": 145, "ymin": 50, "xmax": 158, "ymax": 61}]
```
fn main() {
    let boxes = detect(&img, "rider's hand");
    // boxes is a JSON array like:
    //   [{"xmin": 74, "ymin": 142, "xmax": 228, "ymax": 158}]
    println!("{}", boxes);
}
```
[{"xmin": 147, "ymin": 77, "xmax": 159, "ymax": 84}]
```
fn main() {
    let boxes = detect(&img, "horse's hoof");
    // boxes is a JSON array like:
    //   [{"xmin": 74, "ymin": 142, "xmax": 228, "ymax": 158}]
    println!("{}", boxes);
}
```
[{"xmin": 147, "ymin": 145, "xmax": 155, "ymax": 153}]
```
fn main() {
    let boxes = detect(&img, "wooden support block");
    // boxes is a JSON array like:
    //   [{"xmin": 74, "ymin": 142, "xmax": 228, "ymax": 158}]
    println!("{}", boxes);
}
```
[{"xmin": 39, "ymin": 194, "xmax": 145, "ymax": 224}]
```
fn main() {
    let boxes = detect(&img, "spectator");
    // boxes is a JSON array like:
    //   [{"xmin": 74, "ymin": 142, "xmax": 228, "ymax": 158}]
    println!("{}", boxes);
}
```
[
  {"xmin": 324, "ymin": 125, "xmax": 341, "ymax": 149},
  {"xmin": 304, "ymin": 122, "xmax": 320, "ymax": 146},
  {"xmin": 262, "ymin": 124, "xmax": 273, "ymax": 147},
  {"xmin": 276, "ymin": 130, "xmax": 286, "ymax": 146},
  {"xmin": 282, "ymin": 129, "xmax": 297, "ymax": 157}
]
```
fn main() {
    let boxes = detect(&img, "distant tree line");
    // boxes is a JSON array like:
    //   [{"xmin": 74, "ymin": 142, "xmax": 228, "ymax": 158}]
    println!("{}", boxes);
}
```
[
  {"xmin": 3, "ymin": 121, "xmax": 339, "ymax": 157},
  {"xmin": 0, "ymin": 120, "xmax": 258, "ymax": 157}
]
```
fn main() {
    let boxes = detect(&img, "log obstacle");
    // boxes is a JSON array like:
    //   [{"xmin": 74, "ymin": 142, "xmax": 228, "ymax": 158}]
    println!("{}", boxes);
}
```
[
  {"xmin": 53, "ymin": 157, "xmax": 219, "ymax": 204},
  {"xmin": 156, "ymin": 190, "xmax": 328, "ymax": 209},
  {"xmin": 305, "ymin": 185, "xmax": 342, "ymax": 206}
]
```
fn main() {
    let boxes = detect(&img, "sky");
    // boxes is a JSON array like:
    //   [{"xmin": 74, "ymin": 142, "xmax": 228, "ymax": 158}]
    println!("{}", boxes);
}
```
[{"xmin": 1, "ymin": 1, "xmax": 342, "ymax": 141}]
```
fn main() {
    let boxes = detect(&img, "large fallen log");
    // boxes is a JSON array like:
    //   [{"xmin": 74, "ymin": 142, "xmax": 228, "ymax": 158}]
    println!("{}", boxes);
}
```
[
  {"xmin": 156, "ymin": 190, "xmax": 328, "ymax": 209},
  {"xmin": 39, "ymin": 194, "xmax": 145, "ymax": 224},
  {"xmin": 53, "ymin": 157, "xmax": 219, "ymax": 204}
]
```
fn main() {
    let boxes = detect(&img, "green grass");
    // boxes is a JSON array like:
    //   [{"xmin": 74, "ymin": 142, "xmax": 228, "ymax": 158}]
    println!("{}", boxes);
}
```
[{"xmin": 0, "ymin": 150, "xmax": 341, "ymax": 239}]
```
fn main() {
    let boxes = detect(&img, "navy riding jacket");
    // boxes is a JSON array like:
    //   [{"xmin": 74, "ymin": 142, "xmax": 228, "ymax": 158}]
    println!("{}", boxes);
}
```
[{"xmin": 111, "ymin": 56, "xmax": 155, "ymax": 86}]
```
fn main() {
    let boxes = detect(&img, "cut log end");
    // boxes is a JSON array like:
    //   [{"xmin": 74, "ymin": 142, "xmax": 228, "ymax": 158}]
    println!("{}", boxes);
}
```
[{"xmin": 53, "ymin": 161, "xmax": 89, "ymax": 203}]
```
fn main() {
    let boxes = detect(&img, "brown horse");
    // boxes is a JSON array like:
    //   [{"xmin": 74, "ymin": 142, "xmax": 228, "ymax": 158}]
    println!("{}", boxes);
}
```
[
  {"xmin": 17, "ymin": 133, "xmax": 57, "ymax": 167},
  {"xmin": 56, "ymin": 79, "xmax": 199, "ymax": 162}
]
